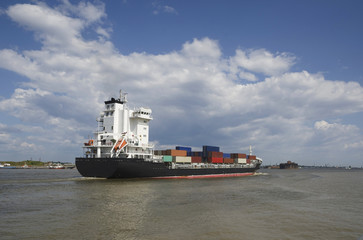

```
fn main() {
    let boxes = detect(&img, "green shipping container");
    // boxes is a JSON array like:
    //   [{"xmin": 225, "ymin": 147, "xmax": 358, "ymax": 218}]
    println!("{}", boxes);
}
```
[{"xmin": 163, "ymin": 156, "xmax": 173, "ymax": 162}]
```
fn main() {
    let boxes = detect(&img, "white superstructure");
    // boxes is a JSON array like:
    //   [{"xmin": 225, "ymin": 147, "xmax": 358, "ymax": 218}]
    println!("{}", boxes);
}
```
[{"xmin": 83, "ymin": 90, "xmax": 153, "ymax": 159}]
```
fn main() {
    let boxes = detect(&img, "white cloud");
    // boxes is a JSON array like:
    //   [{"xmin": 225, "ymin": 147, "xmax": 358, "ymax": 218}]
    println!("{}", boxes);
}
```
[
  {"xmin": 7, "ymin": 3, "xmax": 83, "ymax": 46},
  {"xmin": 6, "ymin": 2, "xmax": 112, "ymax": 55},
  {"xmin": 163, "ymin": 6, "xmax": 177, "ymax": 14},
  {"xmin": 344, "ymin": 141, "xmax": 363, "ymax": 149},
  {"xmin": 238, "ymin": 71, "xmax": 258, "ymax": 82},
  {"xmin": 230, "ymin": 49, "xmax": 296, "ymax": 77},
  {"xmin": 181, "ymin": 38, "xmax": 222, "ymax": 59},
  {"xmin": 152, "ymin": 2, "xmax": 178, "ymax": 15},
  {"xmin": 0, "ymin": 1, "xmax": 363, "ymax": 165}
]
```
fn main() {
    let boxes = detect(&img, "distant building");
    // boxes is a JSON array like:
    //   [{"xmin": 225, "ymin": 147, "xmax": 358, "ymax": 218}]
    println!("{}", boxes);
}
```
[{"xmin": 280, "ymin": 161, "xmax": 298, "ymax": 169}]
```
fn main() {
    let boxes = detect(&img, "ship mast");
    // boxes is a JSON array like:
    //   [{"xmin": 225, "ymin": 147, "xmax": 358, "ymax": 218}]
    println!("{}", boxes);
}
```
[{"xmin": 119, "ymin": 89, "xmax": 128, "ymax": 104}]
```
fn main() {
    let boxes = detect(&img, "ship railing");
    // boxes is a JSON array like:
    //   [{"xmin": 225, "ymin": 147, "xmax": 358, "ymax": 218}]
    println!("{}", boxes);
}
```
[{"xmin": 169, "ymin": 163, "xmax": 251, "ymax": 169}]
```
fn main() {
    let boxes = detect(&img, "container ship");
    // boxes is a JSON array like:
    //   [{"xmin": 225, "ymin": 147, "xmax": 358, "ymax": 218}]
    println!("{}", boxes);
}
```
[{"xmin": 75, "ymin": 90, "xmax": 262, "ymax": 179}]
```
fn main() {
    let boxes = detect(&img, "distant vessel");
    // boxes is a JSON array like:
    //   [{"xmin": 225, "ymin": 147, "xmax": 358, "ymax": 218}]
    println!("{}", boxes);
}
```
[
  {"xmin": 49, "ymin": 163, "xmax": 65, "ymax": 169},
  {"xmin": 0, "ymin": 163, "xmax": 16, "ymax": 169},
  {"xmin": 75, "ymin": 90, "xmax": 262, "ymax": 178},
  {"xmin": 280, "ymin": 161, "xmax": 298, "ymax": 169}
]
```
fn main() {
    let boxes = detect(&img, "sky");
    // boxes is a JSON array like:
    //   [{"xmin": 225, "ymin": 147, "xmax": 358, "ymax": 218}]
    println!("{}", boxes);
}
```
[{"xmin": 0, "ymin": 0, "xmax": 363, "ymax": 167}]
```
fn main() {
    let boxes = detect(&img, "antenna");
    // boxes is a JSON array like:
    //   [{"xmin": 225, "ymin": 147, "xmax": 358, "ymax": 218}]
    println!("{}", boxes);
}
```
[
  {"xmin": 249, "ymin": 145, "xmax": 252, "ymax": 155},
  {"xmin": 119, "ymin": 89, "xmax": 128, "ymax": 103}
]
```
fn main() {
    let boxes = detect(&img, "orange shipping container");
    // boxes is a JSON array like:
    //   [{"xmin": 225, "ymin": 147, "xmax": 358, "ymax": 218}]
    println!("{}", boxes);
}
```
[
  {"xmin": 248, "ymin": 155, "xmax": 256, "ymax": 160},
  {"xmin": 191, "ymin": 156, "xmax": 202, "ymax": 163},
  {"xmin": 208, "ymin": 151, "xmax": 224, "ymax": 158},
  {"xmin": 223, "ymin": 158, "xmax": 234, "ymax": 164},
  {"xmin": 165, "ymin": 149, "xmax": 187, "ymax": 156}
]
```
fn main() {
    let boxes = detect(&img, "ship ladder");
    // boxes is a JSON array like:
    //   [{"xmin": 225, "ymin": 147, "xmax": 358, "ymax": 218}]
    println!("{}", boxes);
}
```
[{"xmin": 111, "ymin": 137, "xmax": 128, "ymax": 157}]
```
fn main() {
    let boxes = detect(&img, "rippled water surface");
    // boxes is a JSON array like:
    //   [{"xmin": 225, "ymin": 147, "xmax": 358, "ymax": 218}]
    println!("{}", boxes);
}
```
[{"xmin": 1, "ymin": 168, "xmax": 363, "ymax": 240}]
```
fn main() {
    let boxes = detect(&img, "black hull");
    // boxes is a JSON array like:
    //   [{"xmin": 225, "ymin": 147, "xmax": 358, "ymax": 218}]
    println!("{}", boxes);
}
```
[{"xmin": 75, "ymin": 157, "xmax": 261, "ymax": 179}]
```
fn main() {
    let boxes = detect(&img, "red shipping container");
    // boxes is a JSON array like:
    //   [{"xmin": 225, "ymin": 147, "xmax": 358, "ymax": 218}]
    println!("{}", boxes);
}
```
[
  {"xmin": 246, "ymin": 159, "xmax": 251, "ymax": 164},
  {"xmin": 223, "ymin": 158, "xmax": 234, "ymax": 164},
  {"xmin": 248, "ymin": 155, "xmax": 256, "ymax": 160},
  {"xmin": 208, "ymin": 151, "xmax": 224, "ymax": 158},
  {"xmin": 230, "ymin": 153, "xmax": 247, "ymax": 158},
  {"xmin": 208, "ymin": 157, "xmax": 223, "ymax": 163},
  {"xmin": 191, "ymin": 156, "xmax": 202, "ymax": 163}
]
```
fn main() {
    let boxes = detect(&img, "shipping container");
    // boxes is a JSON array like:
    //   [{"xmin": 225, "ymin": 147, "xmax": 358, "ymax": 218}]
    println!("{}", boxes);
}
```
[
  {"xmin": 203, "ymin": 145, "xmax": 220, "ymax": 153},
  {"xmin": 235, "ymin": 158, "xmax": 247, "ymax": 164},
  {"xmin": 163, "ymin": 155, "xmax": 173, "ymax": 162},
  {"xmin": 208, "ymin": 151, "xmax": 224, "ymax": 158},
  {"xmin": 246, "ymin": 159, "xmax": 251, "ymax": 164},
  {"xmin": 247, "ymin": 155, "xmax": 256, "ymax": 160},
  {"xmin": 191, "ymin": 156, "xmax": 202, "ymax": 163},
  {"xmin": 223, "ymin": 158, "xmax": 234, "ymax": 164},
  {"xmin": 192, "ymin": 151, "xmax": 202, "ymax": 156},
  {"xmin": 173, "ymin": 156, "xmax": 192, "ymax": 163},
  {"xmin": 230, "ymin": 153, "xmax": 247, "ymax": 158},
  {"xmin": 223, "ymin": 153, "xmax": 231, "ymax": 158},
  {"xmin": 207, "ymin": 157, "xmax": 223, "ymax": 163},
  {"xmin": 176, "ymin": 146, "xmax": 192, "ymax": 152},
  {"xmin": 166, "ymin": 149, "xmax": 187, "ymax": 156}
]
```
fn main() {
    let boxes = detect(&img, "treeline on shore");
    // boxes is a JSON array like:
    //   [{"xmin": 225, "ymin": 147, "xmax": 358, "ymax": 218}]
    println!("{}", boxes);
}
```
[{"xmin": 1, "ymin": 160, "xmax": 49, "ymax": 167}]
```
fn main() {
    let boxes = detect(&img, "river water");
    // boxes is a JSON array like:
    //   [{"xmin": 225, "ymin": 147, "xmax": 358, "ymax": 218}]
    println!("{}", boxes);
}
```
[{"xmin": 0, "ymin": 168, "xmax": 362, "ymax": 240}]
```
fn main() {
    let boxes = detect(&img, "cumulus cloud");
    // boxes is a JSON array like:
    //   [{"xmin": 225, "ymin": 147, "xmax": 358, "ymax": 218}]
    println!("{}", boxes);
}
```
[
  {"xmin": 0, "ymin": 1, "xmax": 363, "ymax": 165},
  {"xmin": 6, "ymin": 1, "xmax": 111, "ymax": 54},
  {"xmin": 229, "ymin": 49, "xmax": 296, "ymax": 77}
]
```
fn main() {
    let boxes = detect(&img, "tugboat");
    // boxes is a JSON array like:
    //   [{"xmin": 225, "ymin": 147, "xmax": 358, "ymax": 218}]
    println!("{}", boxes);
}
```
[
  {"xmin": 49, "ymin": 163, "xmax": 65, "ymax": 169},
  {"xmin": 75, "ymin": 90, "xmax": 262, "ymax": 178}
]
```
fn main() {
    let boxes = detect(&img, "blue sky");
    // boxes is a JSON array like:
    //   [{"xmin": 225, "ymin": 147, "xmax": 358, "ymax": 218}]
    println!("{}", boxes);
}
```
[{"xmin": 0, "ymin": 0, "xmax": 363, "ymax": 167}]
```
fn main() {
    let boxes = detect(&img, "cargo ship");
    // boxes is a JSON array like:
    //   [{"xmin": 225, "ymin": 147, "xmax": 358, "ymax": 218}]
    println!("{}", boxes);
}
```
[{"xmin": 75, "ymin": 90, "xmax": 262, "ymax": 179}]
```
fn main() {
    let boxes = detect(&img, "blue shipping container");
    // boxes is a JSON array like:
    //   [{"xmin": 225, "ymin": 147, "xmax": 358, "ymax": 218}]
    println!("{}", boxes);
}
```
[
  {"xmin": 202, "ymin": 145, "xmax": 220, "ymax": 153},
  {"xmin": 202, "ymin": 145, "xmax": 220, "ymax": 158},
  {"xmin": 176, "ymin": 146, "xmax": 192, "ymax": 152},
  {"xmin": 223, "ymin": 153, "xmax": 231, "ymax": 158}
]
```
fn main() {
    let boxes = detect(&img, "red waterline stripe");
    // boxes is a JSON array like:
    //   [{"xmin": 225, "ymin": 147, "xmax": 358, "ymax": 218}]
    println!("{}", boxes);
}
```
[{"xmin": 152, "ymin": 172, "xmax": 254, "ymax": 179}]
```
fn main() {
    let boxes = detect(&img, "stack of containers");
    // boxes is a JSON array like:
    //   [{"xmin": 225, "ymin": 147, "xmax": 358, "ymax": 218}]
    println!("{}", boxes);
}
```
[
  {"xmin": 247, "ymin": 155, "xmax": 256, "ymax": 164},
  {"xmin": 191, "ymin": 156, "xmax": 202, "ymax": 163},
  {"xmin": 158, "ymin": 146, "xmax": 251, "ymax": 165},
  {"xmin": 207, "ymin": 151, "xmax": 223, "ymax": 163},
  {"xmin": 176, "ymin": 146, "xmax": 192, "ymax": 156},
  {"xmin": 192, "ymin": 151, "xmax": 202, "ymax": 156},
  {"xmin": 202, "ymin": 145, "xmax": 223, "ymax": 163},
  {"xmin": 190, "ymin": 151, "xmax": 202, "ymax": 163},
  {"xmin": 222, "ymin": 153, "xmax": 233, "ymax": 164},
  {"xmin": 231, "ymin": 153, "xmax": 247, "ymax": 164},
  {"xmin": 164, "ymin": 149, "xmax": 191, "ymax": 163}
]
